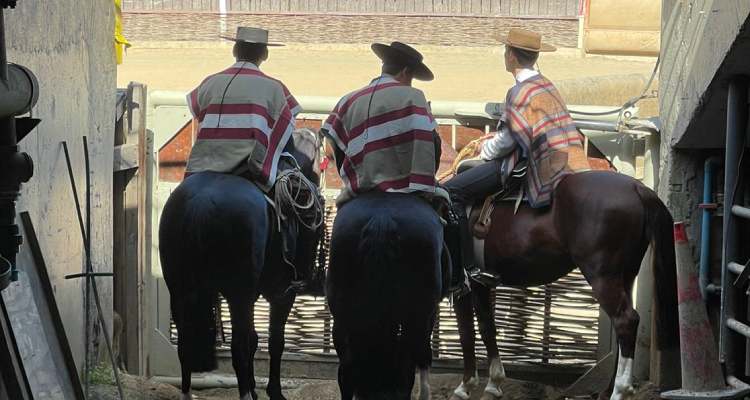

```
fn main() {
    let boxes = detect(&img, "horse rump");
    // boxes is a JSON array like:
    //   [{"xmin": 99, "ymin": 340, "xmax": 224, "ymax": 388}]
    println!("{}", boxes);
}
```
[{"xmin": 329, "ymin": 195, "xmax": 443, "ymax": 400}]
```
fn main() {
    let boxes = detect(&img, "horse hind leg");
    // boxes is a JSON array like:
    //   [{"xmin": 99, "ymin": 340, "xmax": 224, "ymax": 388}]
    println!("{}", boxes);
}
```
[
  {"xmin": 226, "ymin": 293, "xmax": 259, "ymax": 400},
  {"xmin": 587, "ymin": 275, "xmax": 639, "ymax": 400},
  {"xmin": 266, "ymin": 296, "xmax": 295, "ymax": 400},
  {"xmin": 178, "ymin": 353, "xmax": 192, "ymax": 400},
  {"xmin": 471, "ymin": 284, "xmax": 505, "ymax": 400},
  {"xmin": 415, "ymin": 313, "xmax": 438, "ymax": 400},
  {"xmin": 333, "ymin": 321, "xmax": 354, "ymax": 400},
  {"xmin": 450, "ymin": 292, "xmax": 480, "ymax": 400},
  {"xmin": 417, "ymin": 366, "xmax": 431, "ymax": 400}
]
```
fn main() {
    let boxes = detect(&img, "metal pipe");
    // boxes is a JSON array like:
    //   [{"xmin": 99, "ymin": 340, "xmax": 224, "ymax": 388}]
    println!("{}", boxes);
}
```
[
  {"xmin": 700, "ymin": 157, "xmax": 721, "ymax": 299},
  {"xmin": 720, "ymin": 78, "xmax": 748, "ymax": 371},
  {"xmin": 727, "ymin": 318, "xmax": 750, "ymax": 339},
  {"xmin": 573, "ymin": 119, "xmax": 619, "ymax": 132},
  {"xmin": 0, "ymin": 9, "xmax": 7, "ymax": 82},
  {"xmin": 728, "ymin": 262, "xmax": 745, "ymax": 275},
  {"xmin": 0, "ymin": 8, "xmax": 13, "ymax": 147},
  {"xmin": 148, "ymin": 91, "xmax": 634, "ymax": 123},
  {"xmin": 731, "ymin": 205, "xmax": 750, "ymax": 219}
]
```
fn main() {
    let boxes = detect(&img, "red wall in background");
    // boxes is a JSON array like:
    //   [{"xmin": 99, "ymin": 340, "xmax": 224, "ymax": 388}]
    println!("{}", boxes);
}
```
[{"xmin": 157, "ymin": 118, "xmax": 482, "ymax": 186}]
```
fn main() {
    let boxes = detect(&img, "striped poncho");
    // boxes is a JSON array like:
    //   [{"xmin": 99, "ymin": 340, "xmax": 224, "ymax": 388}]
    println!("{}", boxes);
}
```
[
  {"xmin": 322, "ymin": 75, "xmax": 440, "ymax": 205},
  {"xmin": 185, "ymin": 62, "xmax": 301, "ymax": 190},
  {"xmin": 504, "ymin": 74, "xmax": 591, "ymax": 207}
]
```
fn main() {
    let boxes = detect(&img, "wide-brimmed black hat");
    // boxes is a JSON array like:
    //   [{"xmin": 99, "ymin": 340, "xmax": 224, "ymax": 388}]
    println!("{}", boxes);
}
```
[
  {"xmin": 220, "ymin": 27, "xmax": 284, "ymax": 47},
  {"xmin": 371, "ymin": 41, "xmax": 434, "ymax": 81}
]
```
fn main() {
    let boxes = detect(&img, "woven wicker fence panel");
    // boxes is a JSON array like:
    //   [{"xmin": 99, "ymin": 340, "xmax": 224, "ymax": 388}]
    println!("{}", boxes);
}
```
[{"xmin": 171, "ymin": 201, "xmax": 600, "ymax": 366}]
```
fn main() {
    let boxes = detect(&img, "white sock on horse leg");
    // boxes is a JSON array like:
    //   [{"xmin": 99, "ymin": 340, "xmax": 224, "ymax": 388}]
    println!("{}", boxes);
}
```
[
  {"xmin": 452, "ymin": 372, "xmax": 479, "ymax": 400},
  {"xmin": 240, "ymin": 393, "xmax": 252, "ymax": 400},
  {"xmin": 180, "ymin": 391, "xmax": 193, "ymax": 400},
  {"xmin": 610, "ymin": 348, "xmax": 634, "ymax": 400},
  {"xmin": 418, "ymin": 367, "xmax": 431, "ymax": 400},
  {"xmin": 483, "ymin": 357, "xmax": 505, "ymax": 397}
]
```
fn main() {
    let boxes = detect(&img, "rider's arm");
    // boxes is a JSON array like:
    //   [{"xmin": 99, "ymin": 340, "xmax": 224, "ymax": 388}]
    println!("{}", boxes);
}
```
[{"xmin": 480, "ymin": 123, "xmax": 516, "ymax": 161}]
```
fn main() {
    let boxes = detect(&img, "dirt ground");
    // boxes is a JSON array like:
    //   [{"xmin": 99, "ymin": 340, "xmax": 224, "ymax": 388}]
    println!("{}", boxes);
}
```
[
  {"xmin": 117, "ymin": 42, "xmax": 659, "ymax": 116},
  {"xmin": 90, "ymin": 372, "xmax": 661, "ymax": 400}
]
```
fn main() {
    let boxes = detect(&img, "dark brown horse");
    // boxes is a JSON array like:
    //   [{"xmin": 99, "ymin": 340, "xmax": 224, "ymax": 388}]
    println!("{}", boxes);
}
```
[{"xmin": 446, "ymin": 170, "xmax": 679, "ymax": 400}]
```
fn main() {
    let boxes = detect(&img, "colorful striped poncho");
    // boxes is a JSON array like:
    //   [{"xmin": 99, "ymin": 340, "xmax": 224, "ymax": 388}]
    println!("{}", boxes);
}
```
[
  {"xmin": 322, "ymin": 75, "xmax": 440, "ymax": 205},
  {"xmin": 185, "ymin": 62, "xmax": 300, "ymax": 190},
  {"xmin": 504, "ymin": 74, "xmax": 591, "ymax": 207}
]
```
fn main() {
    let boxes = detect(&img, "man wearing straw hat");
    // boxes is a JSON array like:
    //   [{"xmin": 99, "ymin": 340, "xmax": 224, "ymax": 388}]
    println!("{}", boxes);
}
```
[
  {"xmin": 443, "ymin": 28, "xmax": 591, "ymax": 282},
  {"xmin": 321, "ymin": 41, "xmax": 442, "ymax": 206},
  {"xmin": 184, "ymin": 27, "xmax": 301, "ymax": 191}
]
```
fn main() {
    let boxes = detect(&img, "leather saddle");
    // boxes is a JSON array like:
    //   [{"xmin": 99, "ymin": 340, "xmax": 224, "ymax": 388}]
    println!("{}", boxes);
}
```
[{"xmin": 457, "ymin": 159, "xmax": 529, "ymax": 240}]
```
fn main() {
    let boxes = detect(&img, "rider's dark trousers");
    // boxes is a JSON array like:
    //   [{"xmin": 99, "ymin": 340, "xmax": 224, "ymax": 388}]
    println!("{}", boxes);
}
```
[{"xmin": 443, "ymin": 159, "xmax": 503, "ymax": 281}]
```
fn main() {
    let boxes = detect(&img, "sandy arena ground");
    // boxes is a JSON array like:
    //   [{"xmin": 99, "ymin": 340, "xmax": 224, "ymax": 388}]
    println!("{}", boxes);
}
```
[
  {"xmin": 91, "ymin": 372, "xmax": 662, "ymax": 400},
  {"xmin": 117, "ymin": 42, "xmax": 659, "ymax": 116}
]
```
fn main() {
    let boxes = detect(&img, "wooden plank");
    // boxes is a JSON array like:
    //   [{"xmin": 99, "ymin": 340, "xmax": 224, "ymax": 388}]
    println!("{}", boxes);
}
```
[
  {"xmin": 137, "ymin": 127, "xmax": 155, "ymax": 382},
  {"xmin": 112, "ymin": 85, "xmax": 130, "ymax": 377},
  {"xmin": 113, "ymin": 144, "xmax": 139, "ymax": 172},
  {"xmin": 122, "ymin": 82, "xmax": 148, "ymax": 375}
]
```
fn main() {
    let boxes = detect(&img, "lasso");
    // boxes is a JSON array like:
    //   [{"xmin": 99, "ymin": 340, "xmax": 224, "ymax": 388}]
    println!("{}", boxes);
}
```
[{"xmin": 273, "ymin": 162, "xmax": 324, "ymax": 232}]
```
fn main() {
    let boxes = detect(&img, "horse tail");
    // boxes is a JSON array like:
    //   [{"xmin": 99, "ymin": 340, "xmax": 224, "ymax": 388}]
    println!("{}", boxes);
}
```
[
  {"xmin": 160, "ymin": 194, "xmax": 219, "ymax": 373},
  {"xmin": 357, "ymin": 213, "xmax": 401, "ymax": 316},
  {"xmin": 352, "ymin": 214, "xmax": 413, "ymax": 397},
  {"xmin": 172, "ymin": 285, "xmax": 219, "ymax": 372},
  {"xmin": 636, "ymin": 184, "xmax": 679, "ymax": 350}
]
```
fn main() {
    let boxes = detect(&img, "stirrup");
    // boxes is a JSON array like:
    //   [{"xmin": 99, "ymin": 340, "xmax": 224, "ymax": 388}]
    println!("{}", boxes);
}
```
[
  {"xmin": 449, "ymin": 282, "xmax": 471, "ymax": 299},
  {"xmin": 468, "ymin": 267, "xmax": 501, "ymax": 287}
]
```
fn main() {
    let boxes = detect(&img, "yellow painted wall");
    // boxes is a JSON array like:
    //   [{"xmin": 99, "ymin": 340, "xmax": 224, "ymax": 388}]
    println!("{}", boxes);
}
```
[{"xmin": 584, "ymin": 0, "xmax": 661, "ymax": 56}]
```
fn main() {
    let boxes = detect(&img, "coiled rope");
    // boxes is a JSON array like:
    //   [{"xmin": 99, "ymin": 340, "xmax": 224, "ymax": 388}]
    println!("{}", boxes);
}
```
[{"xmin": 273, "ymin": 161, "xmax": 324, "ymax": 232}]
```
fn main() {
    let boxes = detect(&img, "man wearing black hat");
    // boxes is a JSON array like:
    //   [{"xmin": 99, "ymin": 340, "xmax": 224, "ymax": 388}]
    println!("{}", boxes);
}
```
[{"xmin": 321, "ymin": 41, "xmax": 442, "ymax": 206}]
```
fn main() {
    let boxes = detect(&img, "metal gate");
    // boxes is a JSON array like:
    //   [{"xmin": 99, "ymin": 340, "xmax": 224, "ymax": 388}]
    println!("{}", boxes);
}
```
[{"xmin": 720, "ymin": 79, "xmax": 750, "ymax": 386}]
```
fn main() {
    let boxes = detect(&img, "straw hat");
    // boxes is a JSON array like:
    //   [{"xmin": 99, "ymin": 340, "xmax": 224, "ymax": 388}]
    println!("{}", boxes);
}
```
[
  {"xmin": 371, "ymin": 41, "xmax": 434, "ymax": 81},
  {"xmin": 499, "ymin": 28, "xmax": 556, "ymax": 52},
  {"xmin": 220, "ymin": 27, "xmax": 284, "ymax": 47}
]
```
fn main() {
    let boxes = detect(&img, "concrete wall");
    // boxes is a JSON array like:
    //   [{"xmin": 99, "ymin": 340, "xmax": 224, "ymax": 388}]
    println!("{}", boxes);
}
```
[
  {"xmin": 659, "ymin": 0, "xmax": 750, "ymax": 149},
  {"xmin": 658, "ymin": 0, "xmax": 750, "ymax": 250},
  {"xmin": 5, "ymin": 1, "xmax": 116, "ymax": 371}
]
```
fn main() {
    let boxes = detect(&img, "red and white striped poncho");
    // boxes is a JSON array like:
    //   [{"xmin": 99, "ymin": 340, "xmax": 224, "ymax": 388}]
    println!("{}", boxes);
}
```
[
  {"xmin": 322, "ymin": 75, "xmax": 439, "ymax": 205},
  {"xmin": 185, "ymin": 62, "xmax": 301, "ymax": 190}
]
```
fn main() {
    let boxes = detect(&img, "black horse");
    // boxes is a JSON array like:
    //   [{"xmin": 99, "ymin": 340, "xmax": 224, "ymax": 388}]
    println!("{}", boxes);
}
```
[
  {"xmin": 326, "ymin": 192, "xmax": 448, "ymax": 400},
  {"xmin": 159, "ymin": 129, "xmax": 321, "ymax": 400}
]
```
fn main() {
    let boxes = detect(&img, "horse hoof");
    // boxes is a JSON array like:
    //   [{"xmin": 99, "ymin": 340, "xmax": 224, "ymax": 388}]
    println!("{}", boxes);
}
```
[
  {"xmin": 609, "ymin": 386, "xmax": 635, "ymax": 400},
  {"xmin": 266, "ymin": 386, "xmax": 287, "ymax": 400},
  {"xmin": 480, "ymin": 390, "xmax": 503, "ymax": 400},
  {"xmin": 240, "ymin": 391, "xmax": 259, "ymax": 400}
]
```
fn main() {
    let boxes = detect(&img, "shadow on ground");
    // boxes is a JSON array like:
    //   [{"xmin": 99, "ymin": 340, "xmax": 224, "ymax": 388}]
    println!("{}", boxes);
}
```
[{"xmin": 91, "ymin": 372, "xmax": 661, "ymax": 400}]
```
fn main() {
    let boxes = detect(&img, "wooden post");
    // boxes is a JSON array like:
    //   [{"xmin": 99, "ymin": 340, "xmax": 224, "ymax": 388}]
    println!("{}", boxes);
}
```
[{"xmin": 113, "ymin": 82, "xmax": 148, "ymax": 375}]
